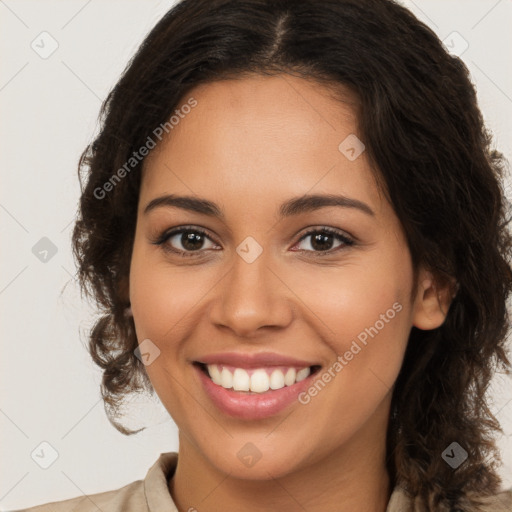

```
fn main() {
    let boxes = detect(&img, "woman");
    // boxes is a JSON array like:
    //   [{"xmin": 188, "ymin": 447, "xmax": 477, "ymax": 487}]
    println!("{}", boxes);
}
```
[{"xmin": 16, "ymin": 0, "xmax": 512, "ymax": 510}]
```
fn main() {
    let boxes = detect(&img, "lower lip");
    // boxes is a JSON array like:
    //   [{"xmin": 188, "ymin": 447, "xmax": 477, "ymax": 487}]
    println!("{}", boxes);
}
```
[{"xmin": 194, "ymin": 364, "xmax": 317, "ymax": 420}]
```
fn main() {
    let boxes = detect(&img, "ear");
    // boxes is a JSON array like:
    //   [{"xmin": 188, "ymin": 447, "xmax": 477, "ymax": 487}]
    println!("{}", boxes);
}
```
[{"xmin": 412, "ymin": 268, "xmax": 457, "ymax": 331}]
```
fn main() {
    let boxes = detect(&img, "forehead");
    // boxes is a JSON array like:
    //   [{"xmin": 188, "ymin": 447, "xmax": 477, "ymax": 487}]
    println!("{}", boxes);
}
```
[
  {"xmin": 140, "ymin": 74, "xmax": 385, "ymax": 220},
  {"xmin": 186, "ymin": 73, "xmax": 359, "ymax": 127}
]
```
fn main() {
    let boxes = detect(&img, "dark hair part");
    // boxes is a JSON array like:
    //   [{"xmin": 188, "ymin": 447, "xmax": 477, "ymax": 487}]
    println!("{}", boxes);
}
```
[{"xmin": 72, "ymin": 0, "xmax": 512, "ymax": 509}]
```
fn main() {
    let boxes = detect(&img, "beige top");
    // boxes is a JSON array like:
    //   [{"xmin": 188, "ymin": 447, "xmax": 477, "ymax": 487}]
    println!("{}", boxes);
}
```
[{"xmin": 12, "ymin": 452, "xmax": 512, "ymax": 512}]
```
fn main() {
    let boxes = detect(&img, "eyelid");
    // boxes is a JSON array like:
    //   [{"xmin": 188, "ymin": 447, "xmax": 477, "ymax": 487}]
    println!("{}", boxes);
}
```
[
  {"xmin": 152, "ymin": 225, "xmax": 215, "ymax": 244},
  {"xmin": 150, "ymin": 225, "xmax": 219, "ymax": 257},
  {"xmin": 292, "ymin": 226, "xmax": 355, "ymax": 254},
  {"xmin": 151, "ymin": 224, "xmax": 355, "ymax": 258}
]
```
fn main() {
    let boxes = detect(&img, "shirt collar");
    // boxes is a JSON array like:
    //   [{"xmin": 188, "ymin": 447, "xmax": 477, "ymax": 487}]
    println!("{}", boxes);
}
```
[{"xmin": 144, "ymin": 452, "xmax": 179, "ymax": 511}]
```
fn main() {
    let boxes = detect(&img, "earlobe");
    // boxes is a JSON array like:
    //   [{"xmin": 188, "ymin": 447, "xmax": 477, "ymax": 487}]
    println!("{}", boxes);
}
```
[{"xmin": 412, "ymin": 271, "xmax": 455, "ymax": 331}]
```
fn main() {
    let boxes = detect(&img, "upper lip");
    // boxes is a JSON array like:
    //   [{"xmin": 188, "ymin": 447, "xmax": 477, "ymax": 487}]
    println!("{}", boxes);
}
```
[{"xmin": 195, "ymin": 351, "xmax": 319, "ymax": 369}]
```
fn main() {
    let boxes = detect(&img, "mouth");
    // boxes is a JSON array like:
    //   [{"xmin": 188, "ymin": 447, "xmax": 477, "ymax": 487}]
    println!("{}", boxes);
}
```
[
  {"xmin": 194, "ymin": 362, "xmax": 322, "ymax": 394},
  {"xmin": 193, "ymin": 360, "xmax": 322, "ymax": 420}
]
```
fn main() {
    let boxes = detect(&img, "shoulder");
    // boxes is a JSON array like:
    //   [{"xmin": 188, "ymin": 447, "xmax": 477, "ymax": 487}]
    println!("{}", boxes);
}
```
[
  {"xmin": 11, "ymin": 479, "xmax": 147, "ymax": 512},
  {"xmin": 11, "ymin": 452, "xmax": 179, "ymax": 512}
]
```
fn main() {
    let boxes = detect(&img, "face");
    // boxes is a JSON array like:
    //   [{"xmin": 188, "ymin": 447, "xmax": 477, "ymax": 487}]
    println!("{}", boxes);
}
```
[{"xmin": 129, "ymin": 74, "xmax": 446, "ymax": 480}]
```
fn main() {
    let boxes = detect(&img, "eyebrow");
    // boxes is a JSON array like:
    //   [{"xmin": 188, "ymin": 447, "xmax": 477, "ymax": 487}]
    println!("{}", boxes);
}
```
[{"xmin": 143, "ymin": 193, "xmax": 375, "ymax": 218}]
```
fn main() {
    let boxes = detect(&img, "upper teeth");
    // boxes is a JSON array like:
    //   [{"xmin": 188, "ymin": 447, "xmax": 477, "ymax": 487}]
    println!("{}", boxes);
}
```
[{"xmin": 206, "ymin": 364, "xmax": 311, "ymax": 393}]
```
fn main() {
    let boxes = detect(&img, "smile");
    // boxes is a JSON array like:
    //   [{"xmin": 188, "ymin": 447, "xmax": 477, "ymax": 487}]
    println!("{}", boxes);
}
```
[
  {"xmin": 193, "ymin": 356, "xmax": 322, "ymax": 420},
  {"xmin": 203, "ymin": 363, "xmax": 314, "ymax": 393}
]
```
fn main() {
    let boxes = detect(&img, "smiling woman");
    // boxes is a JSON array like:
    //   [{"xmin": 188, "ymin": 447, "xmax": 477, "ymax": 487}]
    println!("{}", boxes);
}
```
[{"xmin": 14, "ymin": 0, "xmax": 512, "ymax": 511}]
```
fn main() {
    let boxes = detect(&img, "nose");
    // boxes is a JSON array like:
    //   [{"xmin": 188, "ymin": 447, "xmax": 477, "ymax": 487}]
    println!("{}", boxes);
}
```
[{"xmin": 208, "ymin": 249, "xmax": 294, "ymax": 338}]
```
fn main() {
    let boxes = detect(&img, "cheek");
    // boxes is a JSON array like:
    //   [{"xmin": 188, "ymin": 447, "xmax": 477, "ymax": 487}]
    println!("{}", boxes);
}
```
[
  {"xmin": 128, "ymin": 244, "xmax": 201, "ymax": 419},
  {"xmin": 290, "ymin": 252, "xmax": 411, "ymax": 399},
  {"xmin": 326, "ymin": 293, "xmax": 408, "ymax": 397},
  {"xmin": 129, "ymin": 242, "xmax": 202, "ymax": 341},
  {"xmin": 283, "ymin": 255, "xmax": 409, "ymax": 345},
  {"xmin": 297, "ymin": 273, "xmax": 409, "ymax": 445}
]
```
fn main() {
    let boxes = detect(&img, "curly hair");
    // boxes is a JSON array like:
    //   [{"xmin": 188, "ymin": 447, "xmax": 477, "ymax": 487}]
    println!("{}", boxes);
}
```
[{"xmin": 71, "ymin": 0, "xmax": 512, "ymax": 509}]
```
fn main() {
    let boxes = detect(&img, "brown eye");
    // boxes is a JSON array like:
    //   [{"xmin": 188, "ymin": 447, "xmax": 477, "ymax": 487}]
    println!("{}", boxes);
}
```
[
  {"xmin": 152, "ymin": 226, "xmax": 219, "ymax": 257},
  {"xmin": 176, "ymin": 231, "xmax": 208, "ymax": 251},
  {"xmin": 293, "ymin": 228, "xmax": 354, "ymax": 255}
]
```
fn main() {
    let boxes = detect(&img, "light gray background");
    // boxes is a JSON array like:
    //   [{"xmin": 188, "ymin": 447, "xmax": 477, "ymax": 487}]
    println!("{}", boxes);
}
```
[{"xmin": 1, "ymin": 0, "xmax": 511, "ymax": 509}]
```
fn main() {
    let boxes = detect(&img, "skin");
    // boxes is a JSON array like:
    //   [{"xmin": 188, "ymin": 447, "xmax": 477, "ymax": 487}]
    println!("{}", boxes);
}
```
[{"xmin": 128, "ymin": 74, "xmax": 454, "ymax": 512}]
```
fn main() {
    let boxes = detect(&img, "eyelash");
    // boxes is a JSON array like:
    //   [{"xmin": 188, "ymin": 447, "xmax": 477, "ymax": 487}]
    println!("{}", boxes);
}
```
[{"xmin": 151, "ymin": 225, "xmax": 355, "ymax": 259}]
